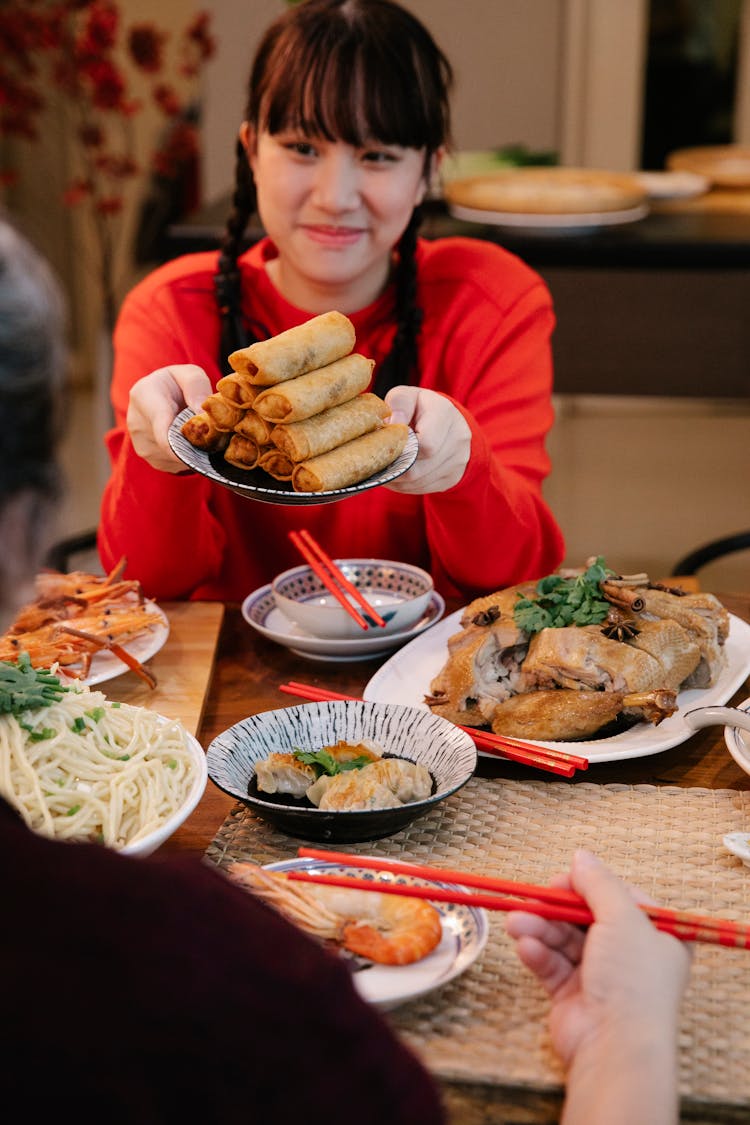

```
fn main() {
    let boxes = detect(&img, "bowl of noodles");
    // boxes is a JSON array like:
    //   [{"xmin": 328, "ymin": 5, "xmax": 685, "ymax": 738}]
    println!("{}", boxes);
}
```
[{"xmin": 0, "ymin": 662, "xmax": 207, "ymax": 856}]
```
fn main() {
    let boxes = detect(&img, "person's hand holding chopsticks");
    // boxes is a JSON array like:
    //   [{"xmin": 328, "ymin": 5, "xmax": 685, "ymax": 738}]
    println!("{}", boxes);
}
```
[{"xmin": 506, "ymin": 849, "xmax": 691, "ymax": 1125}]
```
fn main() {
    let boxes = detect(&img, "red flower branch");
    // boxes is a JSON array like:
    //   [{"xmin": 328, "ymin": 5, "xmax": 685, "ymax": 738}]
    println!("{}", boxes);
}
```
[{"xmin": 0, "ymin": 0, "xmax": 215, "ymax": 330}]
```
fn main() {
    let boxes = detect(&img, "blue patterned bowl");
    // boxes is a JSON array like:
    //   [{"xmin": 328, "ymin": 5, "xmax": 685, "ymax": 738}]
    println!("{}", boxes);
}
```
[
  {"xmin": 271, "ymin": 559, "xmax": 434, "ymax": 640},
  {"xmin": 206, "ymin": 700, "xmax": 476, "ymax": 843}
]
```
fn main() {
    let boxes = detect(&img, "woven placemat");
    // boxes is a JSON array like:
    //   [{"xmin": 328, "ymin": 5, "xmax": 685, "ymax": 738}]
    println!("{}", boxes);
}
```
[{"xmin": 205, "ymin": 778, "xmax": 750, "ymax": 1115}]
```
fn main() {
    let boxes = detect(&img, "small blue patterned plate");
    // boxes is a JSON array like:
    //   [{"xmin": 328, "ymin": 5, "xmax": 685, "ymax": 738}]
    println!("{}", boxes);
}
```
[
  {"xmin": 265, "ymin": 856, "xmax": 489, "ymax": 1010},
  {"xmin": 241, "ymin": 584, "xmax": 445, "ymax": 663}
]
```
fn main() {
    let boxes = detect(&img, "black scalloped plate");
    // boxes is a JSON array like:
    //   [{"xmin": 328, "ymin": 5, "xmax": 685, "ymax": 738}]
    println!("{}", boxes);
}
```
[{"xmin": 168, "ymin": 408, "xmax": 418, "ymax": 507}]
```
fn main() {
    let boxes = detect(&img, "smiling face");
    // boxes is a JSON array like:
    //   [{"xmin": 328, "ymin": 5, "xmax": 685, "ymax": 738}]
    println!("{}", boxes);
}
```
[
  {"xmin": 243, "ymin": 124, "xmax": 430, "ymax": 312},
  {"xmin": 239, "ymin": 0, "xmax": 452, "ymax": 314}
]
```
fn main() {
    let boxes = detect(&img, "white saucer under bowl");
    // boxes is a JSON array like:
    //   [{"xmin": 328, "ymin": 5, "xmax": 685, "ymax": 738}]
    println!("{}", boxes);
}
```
[{"xmin": 241, "ymin": 584, "xmax": 445, "ymax": 662}]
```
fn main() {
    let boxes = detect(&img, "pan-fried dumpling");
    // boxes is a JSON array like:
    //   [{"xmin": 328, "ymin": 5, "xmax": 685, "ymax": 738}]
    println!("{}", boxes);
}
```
[
  {"xmin": 315, "ymin": 771, "xmax": 399, "ymax": 811},
  {"xmin": 363, "ymin": 759, "xmax": 432, "ymax": 802},
  {"xmin": 255, "ymin": 753, "xmax": 316, "ymax": 797}
]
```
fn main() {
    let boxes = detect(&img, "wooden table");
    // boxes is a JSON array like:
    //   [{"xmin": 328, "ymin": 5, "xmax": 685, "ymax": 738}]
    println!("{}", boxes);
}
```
[{"xmin": 160, "ymin": 590, "xmax": 750, "ymax": 858}]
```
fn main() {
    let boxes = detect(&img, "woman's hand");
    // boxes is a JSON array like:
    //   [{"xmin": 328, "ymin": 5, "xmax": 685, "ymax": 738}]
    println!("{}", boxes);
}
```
[
  {"xmin": 506, "ymin": 850, "xmax": 691, "ymax": 1125},
  {"xmin": 384, "ymin": 386, "xmax": 471, "ymax": 494},
  {"xmin": 127, "ymin": 364, "xmax": 211, "ymax": 474}
]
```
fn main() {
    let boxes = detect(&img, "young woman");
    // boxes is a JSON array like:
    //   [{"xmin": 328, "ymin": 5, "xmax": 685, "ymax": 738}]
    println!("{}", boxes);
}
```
[{"xmin": 98, "ymin": 0, "xmax": 565, "ymax": 601}]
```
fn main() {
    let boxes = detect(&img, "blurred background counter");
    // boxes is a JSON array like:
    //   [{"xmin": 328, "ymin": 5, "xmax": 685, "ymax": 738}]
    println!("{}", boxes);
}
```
[{"xmin": 165, "ymin": 197, "xmax": 750, "ymax": 399}]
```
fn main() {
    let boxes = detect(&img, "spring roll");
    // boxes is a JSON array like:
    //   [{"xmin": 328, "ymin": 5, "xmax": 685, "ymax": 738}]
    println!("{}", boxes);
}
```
[
  {"xmin": 253, "ymin": 354, "xmax": 374, "ymax": 424},
  {"xmin": 270, "ymin": 392, "xmax": 390, "ymax": 462},
  {"xmin": 235, "ymin": 409, "xmax": 274, "ymax": 444},
  {"xmin": 201, "ymin": 392, "xmax": 246, "ymax": 432},
  {"xmin": 181, "ymin": 412, "xmax": 230, "ymax": 453},
  {"xmin": 216, "ymin": 372, "xmax": 259, "ymax": 408},
  {"xmin": 228, "ymin": 310, "xmax": 356, "ymax": 385},
  {"xmin": 223, "ymin": 433, "xmax": 265, "ymax": 470},
  {"xmin": 292, "ymin": 423, "xmax": 410, "ymax": 493},
  {"xmin": 257, "ymin": 448, "xmax": 295, "ymax": 481}
]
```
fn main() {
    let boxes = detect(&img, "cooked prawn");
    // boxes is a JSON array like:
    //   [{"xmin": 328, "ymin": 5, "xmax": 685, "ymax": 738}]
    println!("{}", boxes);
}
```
[
  {"xmin": 0, "ymin": 558, "xmax": 161, "ymax": 686},
  {"xmin": 228, "ymin": 863, "xmax": 443, "ymax": 966}
]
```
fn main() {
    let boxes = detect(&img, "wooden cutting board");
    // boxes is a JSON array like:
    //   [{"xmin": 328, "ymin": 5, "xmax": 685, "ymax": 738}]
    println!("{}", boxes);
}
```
[{"xmin": 103, "ymin": 601, "xmax": 224, "ymax": 736}]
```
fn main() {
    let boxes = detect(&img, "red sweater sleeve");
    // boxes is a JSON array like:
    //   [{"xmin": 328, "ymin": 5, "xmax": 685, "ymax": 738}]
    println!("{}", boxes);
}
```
[{"xmin": 98, "ymin": 257, "xmax": 231, "ymax": 598}]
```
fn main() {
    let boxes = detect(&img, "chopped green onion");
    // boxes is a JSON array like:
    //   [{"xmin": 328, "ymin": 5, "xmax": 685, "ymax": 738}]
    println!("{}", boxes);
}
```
[{"xmin": 0, "ymin": 653, "xmax": 69, "ymax": 714}]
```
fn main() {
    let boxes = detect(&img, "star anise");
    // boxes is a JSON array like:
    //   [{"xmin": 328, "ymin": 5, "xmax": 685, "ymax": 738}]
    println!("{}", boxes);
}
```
[
  {"xmin": 472, "ymin": 606, "xmax": 501, "ymax": 626},
  {"xmin": 601, "ymin": 620, "xmax": 640, "ymax": 641}
]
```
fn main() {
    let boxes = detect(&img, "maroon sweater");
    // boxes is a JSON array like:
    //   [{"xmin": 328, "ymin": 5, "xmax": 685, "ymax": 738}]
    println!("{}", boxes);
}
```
[{"xmin": 0, "ymin": 798, "xmax": 444, "ymax": 1123}]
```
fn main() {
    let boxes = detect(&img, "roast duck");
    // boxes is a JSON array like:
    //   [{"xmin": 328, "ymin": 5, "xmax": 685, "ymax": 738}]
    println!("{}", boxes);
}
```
[{"xmin": 425, "ymin": 559, "xmax": 730, "ymax": 741}]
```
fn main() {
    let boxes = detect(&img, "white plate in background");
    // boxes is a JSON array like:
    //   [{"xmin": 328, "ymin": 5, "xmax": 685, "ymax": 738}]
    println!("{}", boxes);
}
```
[
  {"xmin": 449, "ymin": 201, "xmax": 649, "ymax": 232},
  {"xmin": 635, "ymin": 170, "xmax": 709, "ymax": 200}
]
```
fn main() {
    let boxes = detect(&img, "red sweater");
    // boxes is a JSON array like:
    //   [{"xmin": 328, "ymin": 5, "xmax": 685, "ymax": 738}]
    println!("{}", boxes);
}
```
[{"xmin": 99, "ymin": 237, "xmax": 564, "ymax": 601}]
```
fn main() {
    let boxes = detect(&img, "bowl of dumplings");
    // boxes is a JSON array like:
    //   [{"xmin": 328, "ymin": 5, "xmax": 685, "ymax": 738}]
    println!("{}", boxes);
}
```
[{"xmin": 206, "ymin": 699, "xmax": 477, "ymax": 842}]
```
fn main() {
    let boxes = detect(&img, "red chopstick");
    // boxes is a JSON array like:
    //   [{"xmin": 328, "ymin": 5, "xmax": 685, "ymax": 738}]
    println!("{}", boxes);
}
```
[
  {"xmin": 288, "ymin": 529, "xmax": 387, "ymax": 630},
  {"xmin": 278, "ymin": 680, "xmax": 588, "ymax": 777},
  {"xmin": 295, "ymin": 847, "xmax": 750, "ymax": 949}
]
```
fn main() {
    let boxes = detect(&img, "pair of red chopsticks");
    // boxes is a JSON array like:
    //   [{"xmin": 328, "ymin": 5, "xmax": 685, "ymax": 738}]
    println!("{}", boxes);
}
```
[
  {"xmin": 292, "ymin": 847, "xmax": 750, "ymax": 949},
  {"xmin": 288, "ymin": 529, "xmax": 386, "ymax": 631},
  {"xmin": 278, "ymin": 680, "xmax": 588, "ymax": 777}
]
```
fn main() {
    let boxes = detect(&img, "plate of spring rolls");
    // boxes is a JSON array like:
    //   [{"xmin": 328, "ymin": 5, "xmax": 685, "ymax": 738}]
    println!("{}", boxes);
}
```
[{"xmin": 168, "ymin": 311, "xmax": 418, "ymax": 505}]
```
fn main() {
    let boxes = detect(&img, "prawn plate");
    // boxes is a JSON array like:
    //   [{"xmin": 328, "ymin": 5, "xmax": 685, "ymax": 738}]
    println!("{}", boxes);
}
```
[
  {"xmin": 266, "ymin": 857, "xmax": 489, "ymax": 1010},
  {"xmin": 79, "ymin": 605, "xmax": 169, "ymax": 686}
]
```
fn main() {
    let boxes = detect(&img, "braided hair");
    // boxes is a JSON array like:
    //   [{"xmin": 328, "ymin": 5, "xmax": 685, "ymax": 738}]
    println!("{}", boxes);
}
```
[
  {"xmin": 214, "ymin": 140, "xmax": 257, "ymax": 371},
  {"xmin": 213, "ymin": 0, "xmax": 453, "ymax": 385}
]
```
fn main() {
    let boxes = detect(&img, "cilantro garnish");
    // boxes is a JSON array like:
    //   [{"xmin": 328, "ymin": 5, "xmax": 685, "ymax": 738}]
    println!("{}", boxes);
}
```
[
  {"xmin": 293, "ymin": 748, "xmax": 372, "ymax": 778},
  {"xmin": 513, "ymin": 557, "xmax": 613, "ymax": 634}
]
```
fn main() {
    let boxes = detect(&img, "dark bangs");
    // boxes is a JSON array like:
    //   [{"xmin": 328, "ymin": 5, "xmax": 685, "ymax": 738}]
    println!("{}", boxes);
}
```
[{"xmin": 247, "ymin": 0, "xmax": 452, "ymax": 154}]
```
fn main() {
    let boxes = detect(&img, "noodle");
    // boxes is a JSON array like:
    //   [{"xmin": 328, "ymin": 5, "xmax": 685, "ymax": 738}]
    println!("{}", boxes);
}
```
[{"xmin": 0, "ymin": 685, "xmax": 198, "ymax": 848}]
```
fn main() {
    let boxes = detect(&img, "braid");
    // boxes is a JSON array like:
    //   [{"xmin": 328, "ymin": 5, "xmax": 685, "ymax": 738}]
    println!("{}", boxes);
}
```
[
  {"xmin": 373, "ymin": 204, "xmax": 424, "ymax": 397},
  {"xmin": 214, "ymin": 140, "xmax": 257, "ymax": 371}
]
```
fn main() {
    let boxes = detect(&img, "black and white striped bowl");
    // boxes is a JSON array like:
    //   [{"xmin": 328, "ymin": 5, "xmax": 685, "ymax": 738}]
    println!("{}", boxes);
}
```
[{"xmin": 206, "ymin": 700, "xmax": 477, "ymax": 843}]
